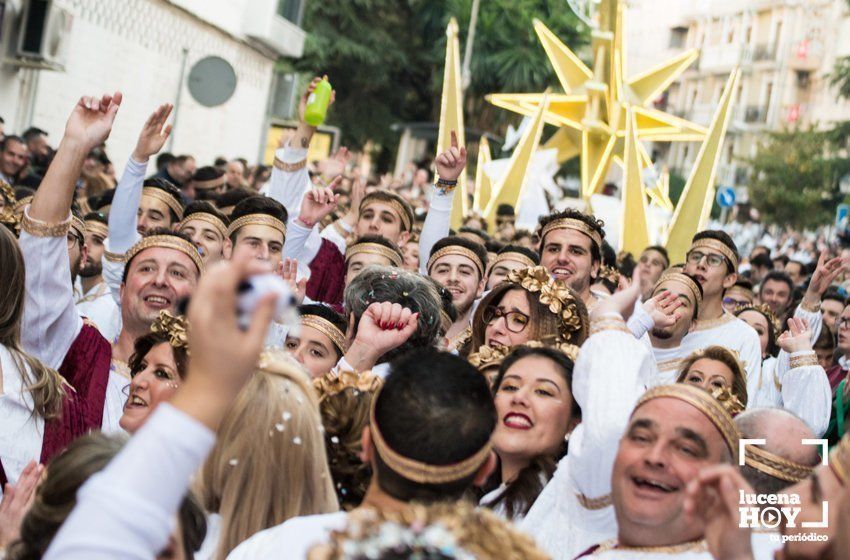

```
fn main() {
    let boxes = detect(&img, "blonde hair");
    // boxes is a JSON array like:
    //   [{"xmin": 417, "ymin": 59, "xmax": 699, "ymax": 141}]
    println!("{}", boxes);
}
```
[
  {"xmin": 677, "ymin": 345, "xmax": 749, "ymax": 407},
  {"xmin": 196, "ymin": 354, "xmax": 339, "ymax": 559}
]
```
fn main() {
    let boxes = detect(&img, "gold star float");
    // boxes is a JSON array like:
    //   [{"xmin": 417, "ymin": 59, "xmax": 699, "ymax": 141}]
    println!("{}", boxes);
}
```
[{"xmin": 486, "ymin": 0, "xmax": 706, "ymax": 206}]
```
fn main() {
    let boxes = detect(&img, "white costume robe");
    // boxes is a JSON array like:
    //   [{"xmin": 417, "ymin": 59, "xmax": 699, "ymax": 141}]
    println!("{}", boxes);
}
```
[{"xmin": 0, "ymin": 345, "xmax": 44, "ymax": 496}]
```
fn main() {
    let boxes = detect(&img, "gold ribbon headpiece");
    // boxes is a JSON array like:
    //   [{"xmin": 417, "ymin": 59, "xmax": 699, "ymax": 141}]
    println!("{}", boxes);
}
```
[
  {"xmin": 142, "ymin": 187, "xmax": 184, "ymax": 221},
  {"xmin": 150, "ymin": 310, "xmax": 189, "ymax": 351},
  {"xmin": 125, "ymin": 234, "xmax": 205, "ymax": 274},
  {"xmin": 427, "ymin": 245, "xmax": 485, "ymax": 279},
  {"xmin": 489, "ymin": 251, "xmax": 536, "ymax": 272},
  {"xmin": 300, "ymin": 314, "xmax": 349, "ymax": 355},
  {"xmin": 540, "ymin": 217, "xmax": 603, "ymax": 252},
  {"xmin": 226, "ymin": 213, "xmax": 287, "ymax": 240},
  {"xmin": 178, "ymin": 212, "xmax": 228, "ymax": 240},
  {"xmin": 369, "ymin": 385, "xmax": 493, "ymax": 484},
  {"xmin": 345, "ymin": 241, "xmax": 403, "ymax": 268},
  {"xmin": 193, "ymin": 175, "xmax": 226, "ymax": 191},
  {"xmin": 653, "ymin": 271, "xmax": 703, "ymax": 309},
  {"xmin": 84, "ymin": 219, "xmax": 109, "ymax": 239},
  {"xmin": 726, "ymin": 284, "xmax": 755, "ymax": 303},
  {"xmin": 635, "ymin": 384, "xmax": 741, "ymax": 462},
  {"xmin": 689, "ymin": 238, "xmax": 739, "ymax": 271},
  {"xmin": 744, "ymin": 444, "xmax": 814, "ymax": 483},
  {"xmin": 313, "ymin": 369, "xmax": 383, "ymax": 403}
]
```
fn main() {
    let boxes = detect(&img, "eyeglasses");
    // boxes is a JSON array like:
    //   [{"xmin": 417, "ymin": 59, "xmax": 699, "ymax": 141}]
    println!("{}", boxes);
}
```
[
  {"xmin": 723, "ymin": 297, "xmax": 751, "ymax": 308},
  {"xmin": 687, "ymin": 251, "xmax": 726, "ymax": 268},
  {"xmin": 483, "ymin": 306, "xmax": 530, "ymax": 333},
  {"xmin": 838, "ymin": 317, "xmax": 850, "ymax": 331},
  {"xmin": 66, "ymin": 233, "xmax": 82, "ymax": 248}
]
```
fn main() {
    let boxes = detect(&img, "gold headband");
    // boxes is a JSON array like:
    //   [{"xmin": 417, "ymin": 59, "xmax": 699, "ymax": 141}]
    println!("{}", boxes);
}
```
[
  {"xmin": 142, "ymin": 187, "xmax": 184, "ymax": 221},
  {"xmin": 653, "ymin": 272, "xmax": 703, "ymax": 308},
  {"xmin": 359, "ymin": 196, "xmax": 412, "ymax": 232},
  {"xmin": 540, "ymin": 217, "xmax": 603, "ymax": 250},
  {"xmin": 178, "ymin": 212, "xmax": 228, "ymax": 240},
  {"xmin": 489, "ymin": 252, "xmax": 536, "ymax": 272},
  {"xmin": 689, "ymin": 238, "xmax": 739, "ymax": 270},
  {"xmin": 635, "ymin": 384, "xmax": 741, "ymax": 462},
  {"xmin": 125, "ymin": 234, "xmax": 205, "ymax": 274},
  {"xmin": 369, "ymin": 386, "xmax": 493, "ymax": 484},
  {"xmin": 193, "ymin": 176, "xmax": 225, "ymax": 191},
  {"xmin": 734, "ymin": 303, "xmax": 780, "ymax": 335},
  {"xmin": 300, "ymin": 315, "xmax": 349, "ymax": 355},
  {"xmin": 71, "ymin": 216, "xmax": 87, "ymax": 240},
  {"xmin": 726, "ymin": 285, "xmax": 755, "ymax": 302},
  {"xmin": 313, "ymin": 369, "xmax": 382, "ymax": 403},
  {"xmin": 345, "ymin": 242, "xmax": 403, "ymax": 268},
  {"xmin": 744, "ymin": 444, "xmax": 814, "ymax": 483},
  {"xmin": 150, "ymin": 310, "xmax": 189, "ymax": 351},
  {"xmin": 226, "ymin": 213, "xmax": 287, "ymax": 240},
  {"xmin": 427, "ymin": 246, "xmax": 485, "ymax": 278},
  {"xmin": 84, "ymin": 220, "xmax": 109, "ymax": 239}
]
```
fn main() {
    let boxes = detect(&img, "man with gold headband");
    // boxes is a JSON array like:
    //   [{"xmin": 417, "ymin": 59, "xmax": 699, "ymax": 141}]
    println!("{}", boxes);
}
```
[
  {"xmin": 537, "ymin": 208, "xmax": 608, "ymax": 309},
  {"xmin": 75, "ymin": 211, "xmax": 120, "ymax": 341},
  {"xmin": 228, "ymin": 349, "xmax": 498, "ymax": 559},
  {"xmin": 427, "ymin": 235, "xmax": 488, "ymax": 351},
  {"xmin": 176, "ymin": 200, "xmax": 229, "ymax": 264},
  {"xmin": 486, "ymin": 244, "xmax": 540, "ymax": 290},
  {"xmin": 722, "ymin": 280, "xmax": 755, "ymax": 313},
  {"xmin": 20, "ymin": 91, "xmax": 204, "ymax": 432},
  {"xmin": 343, "ymin": 235, "xmax": 404, "ymax": 287},
  {"xmin": 223, "ymin": 195, "xmax": 288, "ymax": 269}
]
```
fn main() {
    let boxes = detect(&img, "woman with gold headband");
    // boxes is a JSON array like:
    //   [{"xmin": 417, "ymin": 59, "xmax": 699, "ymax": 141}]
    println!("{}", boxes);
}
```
[
  {"xmin": 284, "ymin": 304, "xmax": 349, "ymax": 378},
  {"xmin": 675, "ymin": 345, "xmax": 749, "ymax": 410},
  {"xmin": 469, "ymin": 265, "xmax": 588, "ymax": 356}
]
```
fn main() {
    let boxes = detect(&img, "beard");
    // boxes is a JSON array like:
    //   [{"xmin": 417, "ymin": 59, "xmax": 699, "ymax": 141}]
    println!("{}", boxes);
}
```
[
  {"xmin": 79, "ymin": 261, "xmax": 102, "ymax": 278},
  {"xmin": 70, "ymin": 254, "xmax": 83, "ymax": 283}
]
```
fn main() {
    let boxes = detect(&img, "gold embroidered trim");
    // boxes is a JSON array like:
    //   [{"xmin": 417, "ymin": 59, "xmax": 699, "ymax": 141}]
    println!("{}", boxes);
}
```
[
  {"xmin": 142, "ymin": 187, "xmax": 183, "ymax": 220},
  {"xmin": 589, "ymin": 316, "xmax": 630, "ymax": 336},
  {"xmin": 76, "ymin": 282, "xmax": 109, "ymax": 305},
  {"xmin": 637, "ymin": 384, "xmax": 741, "ymax": 462},
  {"xmin": 125, "ymin": 235, "xmax": 205, "ymax": 273},
  {"xmin": 345, "ymin": 242, "xmax": 403, "ymax": 268},
  {"xmin": 21, "ymin": 209, "xmax": 71, "ymax": 238},
  {"xmin": 104, "ymin": 249, "xmax": 126, "ymax": 263},
  {"xmin": 369, "ymin": 385, "xmax": 493, "ymax": 484},
  {"xmin": 332, "ymin": 220, "xmax": 351, "ymax": 239},
  {"xmin": 799, "ymin": 300, "xmax": 821, "ymax": 313},
  {"xmin": 653, "ymin": 272, "xmax": 703, "ymax": 308},
  {"xmin": 789, "ymin": 352, "xmax": 818, "ymax": 369},
  {"xmin": 576, "ymin": 492, "xmax": 612, "ymax": 510},
  {"xmin": 428, "ymin": 246, "xmax": 485, "ymax": 278},
  {"xmin": 193, "ymin": 176, "xmax": 226, "ymax": 190},
  {"xmin": 313, "ymin": 369, "xmax": 382, "ymax": 402},
  {"xmin": 84, "ymin": 220, "xmax": 109, "ymax": 239},
  {"xmin": 591, "ymin": 538, "xmax": 707, "ymax": 555},
  {"xmin": 655, "ymin": 358, "xmax": 685, "ymax": 372},
  {"xmin": 178, "ymin": 212, "xmax": 228, "ymax": 240},
  {"xmin": 489, "ymin": 252, "xmax": 536, "ymax": 272},
  {"xmin": 540, "ymin": 217, "xmax": 602, "ymax": 250},
  {"xmin": 14, "ymin": 196, "xmax": 33, "ymax": 215},
  {"xmin": 359, "ymin": 194, "xmax": 412, "ymax": 232},
  {"xmin": 692, "ymin": 311, "xmax": 735, "ymax": 332},
  {"xmin": 300, "ymin": 315, "xmax": 349, "ymax": 354},
  {"xmin": 274, "ymin": 156, "xmax": 307, "ymax": 172},
  {"xmin": 689, "ymin": 238, "xmax": 739, "ymax": 270},
  {"xmin": 744, "ymin": 444, "xmax": 814, "ymax": 483},
  {"xmin": 226, "ymin": 213, "xmax": 287, "ymax": 239}
]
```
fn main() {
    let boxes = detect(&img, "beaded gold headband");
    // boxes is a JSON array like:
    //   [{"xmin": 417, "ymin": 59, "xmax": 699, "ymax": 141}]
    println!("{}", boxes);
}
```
[
  {"xmin": 150, "ymin": 310, "xmax": 189, "ymax": 351},
  {"xmin": 427, "ymin": 246, "xmax": 485, "ymax": 278},
  {"xmin": 359, "ymin": 195, "xmax": 412, "ymax": 232},
  {"xmin": 71, "ymin": 216, "xmax": 87, "ymax": 240},
  {"xmin": 142, "ymin": 187, "xmax": 184, "ymax": 221},
  {"xmin": 369, "ymin": 385, "xmax": 493, "ymax": 484},
  {"xmin": 734, "ymin": 303, "xmax": 780, "ymax": 335},
  {"xmin": 226, "ymin": 213, "xmax": 287, "ymax": 239},
  {"xmin": 345, "ymin": 242, "xmax": 403, "ymax": 268},
  {"xmin": 653, "ymin": 271, "xmax": 703, "ymax": 308},
  {"xmin": 744, "ymin": 444, "xmax": 814, "ymax": 483},
  {"xmin": 635, "ymin": 384, "xmax": 741, "ymax": 462},
  {"xmin": 689, "ymin": 238, "xmax": 739, "ymax": 270},
  {"xmin": 178, "ymin": 212, "xmax": 228, "ymax": 240},
  {"xmin": 125, "ymin": 234, "xmax": 205, "ymax": 274},
  {"xmin": 84, "ymin": 220, "xmax": 109, "ymax": 239},
  {"xmin": 540, "ymin": 217, "xmax": 602, "ymax": 251},
  {"xmin": 300, "ymin": 315, "xmax": 349, "ymax": 355},
  {"xmin": 489, "ymin": 252, "xmax": 536, "ymax": 272},
  {"xmin": 313, "ymin": 369, "xmax": 383, "ymax": 403},
  {"xmin": 193, "ymin": 176, "xmax": 226, "ymax": 191}
]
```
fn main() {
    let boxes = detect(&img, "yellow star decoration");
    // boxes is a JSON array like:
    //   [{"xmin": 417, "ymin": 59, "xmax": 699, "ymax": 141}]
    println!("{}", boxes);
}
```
[{"xmin": 486, "ymin": 0, "xmax": 705, "ymax": 207}]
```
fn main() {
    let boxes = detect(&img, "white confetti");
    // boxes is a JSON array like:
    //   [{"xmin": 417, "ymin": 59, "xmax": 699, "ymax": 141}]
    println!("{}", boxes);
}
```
[
  {"xmin": 228, "ymin": 458, "xmax": 238, "ymax": 466},
  {"xmin": 275, "ymin": 423, "xmax": 285, "ymax": 432},
  {"xmin": 282, "ymin": 411, "xmax": 292, "ymax": 421},
  {"xmin": 292, "ymin": 436, "xmax": 303, "ymax": 445},
  {"xmin": 331, "ymin": 436, "xmax": 340, "ymax": 444}
]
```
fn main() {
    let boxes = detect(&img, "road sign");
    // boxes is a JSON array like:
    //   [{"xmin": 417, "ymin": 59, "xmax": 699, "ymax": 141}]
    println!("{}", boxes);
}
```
[
  {"xmin": 837, "ymin": 204, "xmax": 849, "ymax": 229},
  {"xmin": 716, "ymin": 186, "xmax": 736, "ymax": 208}
]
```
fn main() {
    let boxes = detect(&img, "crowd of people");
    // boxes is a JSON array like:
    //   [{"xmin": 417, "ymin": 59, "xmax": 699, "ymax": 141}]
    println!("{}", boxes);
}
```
[{"xmin": 1, "ymin": 76, "xmax": 850, "ymax": 560}]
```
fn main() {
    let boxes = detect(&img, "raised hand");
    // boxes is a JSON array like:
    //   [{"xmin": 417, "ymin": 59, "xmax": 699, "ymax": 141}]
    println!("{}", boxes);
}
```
[
  {"xmin": 343, "ymin": 176, "xmax": 366, "ymax": 226},
  {"xmin": 343, "ymin": 302, "xmax": 419, "ymax": 371},
  {"xmin": 435, "ymin": 130, "xmax": 467, "ymax": 182},
  {"xmin": 642, "ymin": 290, "xmax": 684, "ymax": 329},
  {"xmin": 132, "ymin": 103, "xmax": 173, "ymax": 162},
  {"xmin": 278, "ymin": 257, "xmax": 306, "ymax": 305},
  {"xmin": 298, "ymin": 75, "xmax": 336, "ymax": 129},
  {"xmin": 778, "ymin": 317, "xmax": 814, "ymax": 354},
  {"xmin": 804, "ymin": 253, "xmax": 847, "ymax": 306},
  {"xmin": 0, "ymin": 460, "xmax": 43, "ymax": 548},
  {"xmin": 592, "ymin": 270, "xmax": 641, "ymax": 322},
  {"xmin": 298, "ymin": 175, "xmax": 341, "ymax": 228},
  {"xmin": 64, "ymin": 92, "xmax": 123, "ymax": 151}
]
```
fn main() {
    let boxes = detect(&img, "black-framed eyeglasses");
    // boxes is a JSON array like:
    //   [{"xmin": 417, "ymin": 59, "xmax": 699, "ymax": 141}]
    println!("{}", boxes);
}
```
[
  {"xmin": 687, "ymin": 250, "xmax": 725, "ymax": 268},
  {"xmin": 838, "ymin": 317, "xmax": 850, "ymax": 331},
  {"xmin": 482, "ymin": 306, "xmax": 530, "ymax": 333},
  {"xmin": 723, "ymin": 297, "xmax": 750, "ymax": 308}
]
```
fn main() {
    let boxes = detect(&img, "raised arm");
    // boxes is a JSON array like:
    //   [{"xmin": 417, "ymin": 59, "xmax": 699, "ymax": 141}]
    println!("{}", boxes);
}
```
[
  {"xmin": 776, "ymin": 318, "xmax": 831, "ymax": 437},
  {"xmin": 21, "ymin": 93, "xmax": 122, "ymax": 368}
]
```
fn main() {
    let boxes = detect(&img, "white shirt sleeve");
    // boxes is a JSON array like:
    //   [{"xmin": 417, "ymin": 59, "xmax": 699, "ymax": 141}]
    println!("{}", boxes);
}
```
[
  {"xmin": 19, "ymin": 213, "xmax": 84, "ymax": 369},
  {"xmin": 283, "ymin": 220, "xmax": 324, "ymax": 267},
  {"xmin": 107, "ymin": 157, "xmax": 147, "ymax": 253},
  {"xmin": 777, "ymin": 351, "xmax": 831, "ymax": 437},
  {"xmin": 418, "ymin": 189, "xmax": 452, "ymax": 274},
  {"xmin": 626, "ymin": 303, "xmax": 654, "ymax": 340},
  {"xmin": 267, "ymin": 145, "xmax": 310, "ymax": 220},
  {"xmin": 43, "ymin": 403, "xmax": 216, "ymax": 560}
]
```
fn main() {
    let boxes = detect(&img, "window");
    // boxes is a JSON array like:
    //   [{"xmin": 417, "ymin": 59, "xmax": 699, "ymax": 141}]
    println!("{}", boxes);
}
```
[
  {"xmin": 669, "ymin": 27, "xmax": 688, "ymax": 49},
  {"xmin": 276, "ymin": 0, "xmax": 305, "ymax": 25}
]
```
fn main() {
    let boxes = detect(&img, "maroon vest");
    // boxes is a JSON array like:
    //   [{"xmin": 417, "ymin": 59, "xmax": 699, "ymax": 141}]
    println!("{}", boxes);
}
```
[
  {"xmin": 0, "ymin": 323, "xmax": 111, "ymax": 486},
  {"xmin": 306, "ymin": 238, "xmax": 346, "ymax": 310},
  {"xmin": 827, "ymin": 364, "xmax": 847, "ymax": 392}
]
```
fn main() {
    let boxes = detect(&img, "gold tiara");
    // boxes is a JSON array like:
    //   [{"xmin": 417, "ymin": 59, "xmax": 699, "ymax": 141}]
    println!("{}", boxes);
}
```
[
  {"xmin": 489, "ymin": 252, "xmax": 536, "ymax": 272},
  {"xmin": 653, "ymin": 271, "xmax": 703, "ymax": 308},
  {"xmin": 226, "ymin": 213, "xmax": 287, "ymax": 239},
  {"xmin": 178, "ymin": 212, "xmax": 228, "ymax": 240},
  {"xmin": 71, "ymin": 216, "xmax": 87, "ymax": 240},
  {"xmin": 193, "ymin": 175, "xmax": 226, "ymax": 191},
  {"xmin": 300, "ymin": 314, "xmax": 349, "ymax": 355},
  {"xmin": 635, "ymin": 384, "xmax": 741, "ymax": 462},
  {"xmin": 468, "ymin": 344, "xmax": 510, "ymax": 371},
  {"xmin": 360, "ymin": 194, "xmax": 412, "ymax": 232},
  {"xmin": 369, "ymin": 385, "xmax": 493, "ymax": 484},
  {"xmin": 689, "ymin": 238, "xmax": 739, "ymax": 270},
  {"xmin": 734, "ymin": 303, "xmax": 780, "ymax": 335},
  {"xmin": 345, "ymin": 242, "xmax": 403, "ymax": 268},
  {"xmin": 427, "ymin": 246, "xmax": 485, "ymax": 278},
  {"xmin": 150, "ymin": 310, "xmax": 189, "ymax": 351},
  {"xmin": 142, "ymin": 187, "xmax": 184, "ymax": 221},
  {"xmin": 540, "ymin": 217, "xmax": 603, "ymax": 250},
  {"xmin": 503, "ymin": 266, "xmax": 586, "ymax": 343},
  {"xmin": 84, "ymin": 219, "xmax": 109, "ymax": 239},
  {"xmin": 313, "ymin": 369, "xmax": 382, "ymax": 403},
  {"xmin": 744, "ymin": 444, "xmax": 814, "ymax": 483},
  {"xmin": 125, "ymin": 234, "xmax": 205, "ymax": 274}
]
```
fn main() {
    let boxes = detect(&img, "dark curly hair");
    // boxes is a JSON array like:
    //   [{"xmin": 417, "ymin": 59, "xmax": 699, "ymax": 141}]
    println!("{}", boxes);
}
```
[
  {"xmin": 127, "ymin": 330, "xmax": 189, "ymax": 380},
  {"xmin": 537, "ymin": 208, "xmax": 605, "ymax": 262}
]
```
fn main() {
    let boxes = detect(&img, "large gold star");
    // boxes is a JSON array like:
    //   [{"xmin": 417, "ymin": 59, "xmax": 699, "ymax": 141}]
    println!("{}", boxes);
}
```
[{"xmin": 486, "ymin": 0, "xmax": 705, "ymax": 204}]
